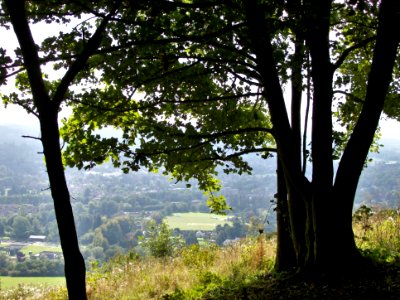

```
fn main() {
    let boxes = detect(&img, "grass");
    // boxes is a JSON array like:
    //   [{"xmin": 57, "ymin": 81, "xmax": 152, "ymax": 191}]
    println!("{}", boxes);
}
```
[
  {"xmin": 19, "ymin": 244, "xmax": 62, "ymax": 256},
  {"xmin": 0, "ymin": 276, "xmax": 65, "ymax": 289},
  {"xmin": 80, "ymin": 208, "xmax": 400, "ymax": 299},
  {"xmin": 0, "ymin": 242, "xmax": 62, "ymax": 255},
  {"xmin": 84, "ymin": 235, "xmax": 275, "ymax": 300},
  {"xmin": 165, "ymin": 212, "xmax": 233, "ymax": 231},
  {"xmin": 2, "ymin": 207, "xmax": 400, "ymax": 299}
]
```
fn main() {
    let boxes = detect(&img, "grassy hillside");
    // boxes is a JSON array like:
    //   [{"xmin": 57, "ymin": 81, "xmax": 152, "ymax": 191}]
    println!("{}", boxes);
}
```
[
  {"xmin": 2, "ymin": 207, "xmax": 400, "ymax": 299},
  {"xmin": 165, "ymin": 212, "xmax": 233, "ymax": 231}
]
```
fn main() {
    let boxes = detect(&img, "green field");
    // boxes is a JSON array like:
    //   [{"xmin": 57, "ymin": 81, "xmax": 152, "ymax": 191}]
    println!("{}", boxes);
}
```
[
  {"xmin": 20, "ymin": 244, "xmax": 62, "ymax": 255},
  {"xmin": 0, "ymin": 276, "xmax": 65, "ymax": 288},
  {"xmin": 165, "ymin": 212, "xmax": 232, "ymax": 231},
  {"xmin": 0, "ymin": 242, "xmax": 62, "ymax": 255}
]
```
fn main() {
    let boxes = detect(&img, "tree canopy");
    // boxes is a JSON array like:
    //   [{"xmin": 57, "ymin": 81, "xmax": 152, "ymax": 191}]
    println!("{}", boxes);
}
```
[
  {"xmin": 59, "ymin": 0, "xmax": 400, "ymax": 275},
  {"xmin": 1, "ymin": 0, "xmax": 399, "ymax": 295}
]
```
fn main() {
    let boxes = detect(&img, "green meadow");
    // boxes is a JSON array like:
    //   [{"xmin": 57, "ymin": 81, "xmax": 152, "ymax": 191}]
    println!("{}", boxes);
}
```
[
  {"xmin": 0, "ymin": 243, "xmax": 62, "ymax": 256},
  {"xmin": 165, "ymin": 212, "xmax": 233, "ymax": 231},
  {"xmin": 0, "ymin": 276, "xmax": 65, "ymax": 289},
  {"xmin": 20, "ymin": 244, "xmax": 62, "ymax": 256}
]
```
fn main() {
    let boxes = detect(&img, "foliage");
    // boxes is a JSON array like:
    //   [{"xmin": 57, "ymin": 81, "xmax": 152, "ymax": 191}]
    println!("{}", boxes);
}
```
[
  {"xmin": 181, "ymin": 244, "xmax": 217, "ymax": 272},
  {"xmin": 140, "ymin": 220, "xmax": 184, "ymax": 258},
  {"xmin": 83, "ymin": 236, "xmax": 275, "ymax": 300},
  {"xmin": 353, "ymin": 204, "xmax": 374, "ymax": 240},
  {"xmin": 10, "ymin": 216, "xmax": 31, "ymax": 240},
  {"xmin": 9, "ymin": 259, "xmax": 64, "ymax": 277}
]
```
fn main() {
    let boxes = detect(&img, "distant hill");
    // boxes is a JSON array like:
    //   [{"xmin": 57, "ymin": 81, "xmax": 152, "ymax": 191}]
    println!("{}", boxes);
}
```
[{"xmin": 0, "ymin": 125, "xmax": 399, "ymax": 210}]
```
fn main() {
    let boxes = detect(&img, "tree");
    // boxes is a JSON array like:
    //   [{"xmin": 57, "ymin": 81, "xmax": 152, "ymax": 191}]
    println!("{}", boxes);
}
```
[
  {"xmin": 141, "ymin": 220, "xmax": 182, "ymax": 258},
  {"xmin": 50, "ymin": 0, "xmax": 400, "ymax": 278},
  {"xmin": 76, "ymin": 214, "xmax": 93, "ymax": 237},
  {"xmin": 98, "ymin": 199, "xmax": 119, "ymax": 217},
  {"xmin": 1, "ymin": 1, "xmax": 121, "ymax": 298},
  {"xmin": 92, "ymin": 228, "xmax": 109, "ymax": 250},
  {"xmin": 185, "ymin": 231, "xmax": 199, "ymax": 246},
  {"xmin": 11, "ymin": 215, "xmax": 31, "ymax": 240},
  {"xmin": 0, "ymin": 252, "xmax": 11, "ymax": 271},
  {"xmin": 0, "ymin": 217, "xmax": 6, "ymax": 236},
  {"xmin": 100, "ymin": 220, "xmax": 123, "ymax": 245}
]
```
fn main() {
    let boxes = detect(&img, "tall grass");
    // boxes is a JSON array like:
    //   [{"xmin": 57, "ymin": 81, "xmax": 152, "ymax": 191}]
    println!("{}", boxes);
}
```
[
  {"xmin": 84, "ymin": 235, "xmax": 275, "ymax": 299},
  {"xmin": 353, "ymin": 207, "xmax": 400, "ymax": 262},
  {"xmin": 0, "ymin": 236, "xmax": 274, "ymax": 299}
]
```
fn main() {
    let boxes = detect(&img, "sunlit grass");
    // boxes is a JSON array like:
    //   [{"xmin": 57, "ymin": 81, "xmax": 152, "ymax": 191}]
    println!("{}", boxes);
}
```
[
  {"xmin": 20, "ymin": 244, "xmax": 62, "ymax": 255},
  {"xmin": 2, "ymin": 207, "xmax": 399, "ymax": 299},
  {"xmin": 353, "ymin": 208, "xmax": 400, "ymax": 262},
  {"xmin": 84, "ymin": 235, "xmax": 275, "ymax": 299},
  {"xmin": 165, "ymin": 212, "xmax": 233, "ymax": 231},
  {"xmin": 0, "ymin": 276, "xmax": 65, "ymax": 289}
]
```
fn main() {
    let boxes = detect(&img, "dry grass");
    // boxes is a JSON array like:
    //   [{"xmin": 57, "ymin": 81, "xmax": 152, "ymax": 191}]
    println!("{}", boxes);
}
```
[
  {"xmin": 354, "ymin": 208, "xmax": 400, "ymax": 261},
  {"xmin": 86, "ymin": 257, "xmax": 198, "ymax": 299},
  {"xmin": 11, "ymin": 207, "xmax": 400, "ymax": 300},
  {"xmin": 0, "ymin": 235, "xmax": 275, "ymax": 300},
  {"xmin": 83, "ymin": 235, "xmax": 276, "ymax": 300}
]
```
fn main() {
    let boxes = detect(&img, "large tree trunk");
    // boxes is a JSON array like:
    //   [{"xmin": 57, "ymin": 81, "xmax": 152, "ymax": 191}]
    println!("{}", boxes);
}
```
[
  {"xmin": 244, "ymin": 0, "xmax": 399, "ymax": 278},
  {"xmin": 303, "ymin": 0, "xmax": 399, "ymax": 275}
]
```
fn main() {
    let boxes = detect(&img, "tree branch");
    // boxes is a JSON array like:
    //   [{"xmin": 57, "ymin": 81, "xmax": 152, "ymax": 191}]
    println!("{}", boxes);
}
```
[
  {"xmin": 154, "ymin": 126, "xmax": 274, "ymax": 140},
  {"xmin": 52, "ymin": 2, "xmax": 121, "ymax": 107},
  {"xmin": 333, "ymin": 90, "xmax": 364, "ymax": 104},
  {"xmin": 332, "ymin": 36, "xmax": 376, "ymax": 71}
]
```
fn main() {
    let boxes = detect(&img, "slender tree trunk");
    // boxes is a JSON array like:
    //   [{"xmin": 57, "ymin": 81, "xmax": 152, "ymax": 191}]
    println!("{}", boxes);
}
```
[
  {"xmin": 4, "ymin": 1, "xmax": 88, "ymax": 298},
  {"xmin": 243, "ymin": 0, "xmax": 311, "ymax": 271},
  {"xmin": 303, "ymin": 0, "xmax": 340, "ymax": 273},
  {"xmin": 332, "ymin": 0, "xmax": 400, "ymax": 272},
  {"xmin": 275, "ymin": 158, "xmax": 296, "ymax": 272},
  {"xmin": 40, "ymin": 111, "xmax": 87, "ymax": 299},
  {"xmin": 288, "ymin": 32, "xmax": 310, "ymax": 271}
]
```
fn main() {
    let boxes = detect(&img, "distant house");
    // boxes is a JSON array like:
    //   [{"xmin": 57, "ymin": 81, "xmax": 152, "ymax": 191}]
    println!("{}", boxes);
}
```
[
  {"xmin": 196, "ymin": 231, "xmax": 205, "ymax": 238},
  {"xmin": 28, "ymin": 235, "xmax": 46, "ymax": 242}
]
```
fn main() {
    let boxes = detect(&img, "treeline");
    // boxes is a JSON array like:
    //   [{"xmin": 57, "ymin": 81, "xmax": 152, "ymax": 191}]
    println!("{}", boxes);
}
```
[{"xmin": 0, "ymin": 253, "xmax": 64, "ymax": 277}]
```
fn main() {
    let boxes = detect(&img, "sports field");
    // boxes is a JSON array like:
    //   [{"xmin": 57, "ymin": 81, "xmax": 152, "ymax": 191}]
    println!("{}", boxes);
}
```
[{"xmin": 165, "ymin": 212, "xmax": 232, "ymax": 231}]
